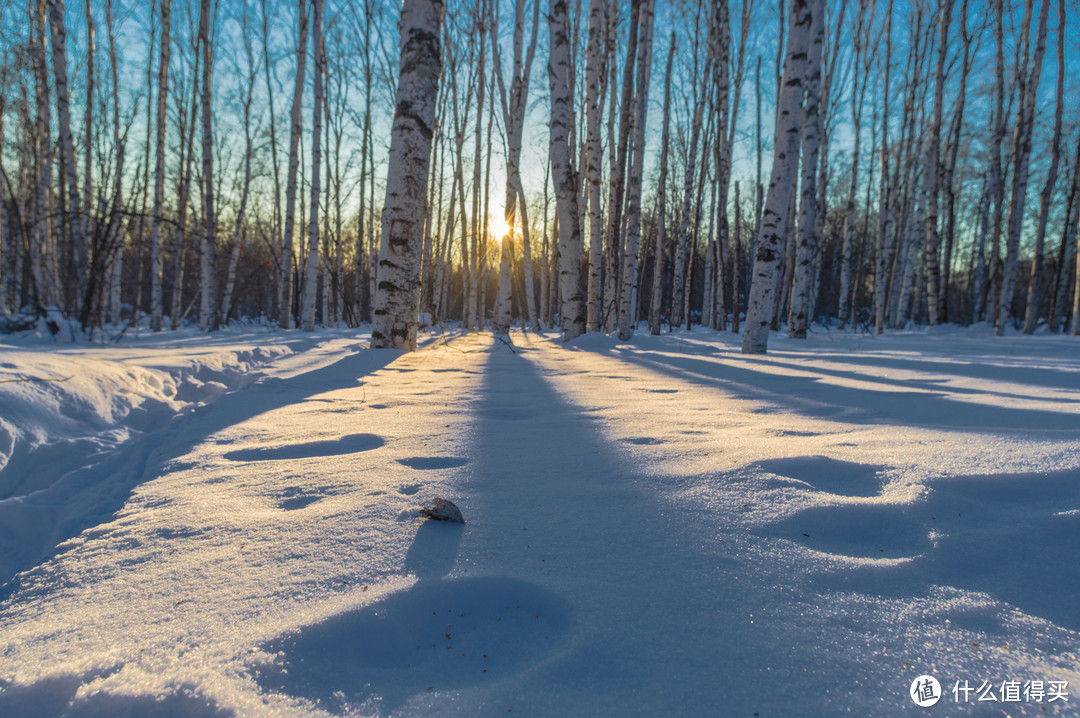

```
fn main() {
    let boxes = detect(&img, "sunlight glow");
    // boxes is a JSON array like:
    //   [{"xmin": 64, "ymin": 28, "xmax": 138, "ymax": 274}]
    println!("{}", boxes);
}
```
[{"xmin": 489, "ymin": 211, "xmax": 511, "ymax": 241}]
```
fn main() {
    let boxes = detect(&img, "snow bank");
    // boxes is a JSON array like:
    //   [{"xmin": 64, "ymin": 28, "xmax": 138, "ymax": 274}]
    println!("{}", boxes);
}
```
[{"xmin": 0, "ymin": 329, "xmax": 354, "ymax": 587}]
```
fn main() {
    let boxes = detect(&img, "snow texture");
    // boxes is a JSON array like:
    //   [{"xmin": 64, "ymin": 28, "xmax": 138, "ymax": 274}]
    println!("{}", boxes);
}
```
[{"xmin": 0, "ymin": 323, "xmax": 1078, "ymax": 716}]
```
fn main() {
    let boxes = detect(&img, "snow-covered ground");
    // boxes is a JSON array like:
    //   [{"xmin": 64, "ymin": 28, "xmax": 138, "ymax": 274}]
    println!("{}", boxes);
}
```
[{"xmin": 0, "ymin": 324, "xmax": 1077, "ymax": 716}]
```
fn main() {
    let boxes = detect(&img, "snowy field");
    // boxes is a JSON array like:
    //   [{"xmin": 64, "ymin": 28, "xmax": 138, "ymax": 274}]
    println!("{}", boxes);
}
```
[{"xmin": 0, "ymin": 323, "xmax": 1077, "ymax": 717}]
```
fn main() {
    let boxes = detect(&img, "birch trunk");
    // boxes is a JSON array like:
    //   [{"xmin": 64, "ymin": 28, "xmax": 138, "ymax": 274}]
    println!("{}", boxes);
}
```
[
  {"xmin": 301, "ymin": 0, "xmax": 324, "ymax": 331},
  {"xmin": 370, "ymin": 0, "xmax": 444, "ymax": 350},
  {"xmin": 46, "ymin": 0, "xmax": 82, "ymax": 315},
  {"xmin": 995, "ymin": 0, "xmax": 1048, "ymax": 337},
  {"xmin": 670, "ymin": 28, "xmax": 709, "ymax": 330},
  {"xmin": 616, "ymin": 0, "xmax": 655, "ymax": 341},
  {"xmin": 788, "ymin": 0, "xmax": 825, "ymax": 339},
  {"xmin": 603, "ymin": 0, "xmax": 640, "ymax": 332},
  {"xmin": 981, "ymin": 0, "xmax": 1007, "ymax": 322},
  {"xmin": 171, "ymin": 44, "xmax": 200, "ymax": 330},
  {"xmin": 741, "ymin": 0, "xmax": 811, "ymax": 354},
  {"xmin": 79, "ymin": 0, "xmax": 94, "ymax": 323},
  {"xmin": 837, "ymin": 0, "xmax": 869, "ymax": 329},
  {"xmin": 491, "ymin": 0, "xmax": 541, "ymax": 333},
  {"xmin": 279, "ymin": 0, "xmax": 309, "ymax": 329},
  {"xmin": 220, "ymin": 12, "xmax": 257, "ymax": 324},
  {"xmin": 549, "ymin": 0, "xmax": 585, "ymax": 339},
  {"xmin": 1022, "ymin": 0, "xmax": 1064, "ymax": 333},
  {"xmin": 940, "ymin": 0, "xmax": 972, "ymax": 323},
  {"xmin": 649, "ymin": 33, "xmax": 675, "ymax": 335},
  {"xmin": 1051, "ymin": 132, "xmax": 1080, "ymax": 332},
  {"xmin": 584, "ymin": 0, "xmax": 606, "ymax": 331},
  {"xmin": 469, "ymin": 5, "xmax": 486, "ymax": 331},
  {"xmin": 873, "ymin": 0, "xmax": 895, "ymax": 334},
  {"xmin": 149, "ymin": 0, "xmax": 171, "ymax": 331},
  {"xmin": 31, "ymin": 2, "xmax": 57, "ymax": 311},
  {"xmin": 922, "ymin": 0, "xmax": 952, "ymax": 325},
  {"xmin": 198, "ymin": 0, "xmax": 217, "ymax": 331}
]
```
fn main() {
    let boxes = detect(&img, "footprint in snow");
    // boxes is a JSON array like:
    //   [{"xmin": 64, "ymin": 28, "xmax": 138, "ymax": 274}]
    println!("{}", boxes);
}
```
[
  {"xmin": 396, "ymin": 457, "xmax": 470, "ymax": 470},
  {"xmin": 758, "ymin": 467, "xmax": 1080, "ymax": 633},
  {"xmin": 223, "ymin": 433, "xmax": 385, "ymax": 461},
  {"xmin": 620, "ymin": 437, "xmax": 665, "ymax": 446},
  {"xmin": 253, "ymin": 576, "xmax": 571, "ymax": 715}
]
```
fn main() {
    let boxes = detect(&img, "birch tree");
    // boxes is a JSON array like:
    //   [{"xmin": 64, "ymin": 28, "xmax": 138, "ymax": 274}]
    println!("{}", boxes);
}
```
[
  {"xmin": 279, "ymin": 0, "xmax": 309, "ymax": 330},
  {"xmin": 616, "ymin": 0, "xmax": 655, "ymax": 341},
  {"xmin": 301, "ymin": 0, "xmax": 324, "ymax": 331},
  {"xmin": 370, "ymin": 0, "xmax": 444, "ymax": 350},
  {"xmin": 548, "ymin": 0, "xmax": 585, "ymax": 339},
  {"xmin": 198, "ymin": 0, "xmax": 217, "ymax": 332},
  {"xmin": 788, "ymin": 0, "xmax": 825, "ymax": 339},
  {"xmin": 923, "ymin": 0, "xmax": 953, "ymax": 326},
  {"xmin": 491, "ymin": 0, "xmax": 542, "ymax": 333},
  {"xmin": 995, "ymin": 0, "xmax": 1049, "ymax": 337},
  {"xmin": 149, "ymin": 0, "xmax": 171, "ymax": 331},
  {"xmin": 584, "ymin": 0, "xmax": 606, "ymax": 332},
  {"xmin": 1022, "ymin": 0, "xmax": 1064, "ymax": 333},
  {"xmin": 649, "ymin": 33, "xmax": 675, "ymax": 336},
  {"xmin": 46, "ymin": 0, "xmax": 82, "ymax": 315},
  {"xmin": 837, "ymin": 0, "xmax": 871, "ymax": 329},
  {"xmin": 742, "ymin": 0, "xmax": 811, "ymax": 354}
]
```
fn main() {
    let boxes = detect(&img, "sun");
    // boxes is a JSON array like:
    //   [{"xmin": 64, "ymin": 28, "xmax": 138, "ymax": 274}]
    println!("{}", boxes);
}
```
[{"xmin": 489, "ymin": 211, "xmax": 511, "ymax": 240}]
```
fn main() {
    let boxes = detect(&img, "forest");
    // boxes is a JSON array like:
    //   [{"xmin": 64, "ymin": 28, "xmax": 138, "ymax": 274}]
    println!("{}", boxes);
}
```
[{"xmin": 1, "ymin": 0, "xmax": 1077, "ymax": 350}]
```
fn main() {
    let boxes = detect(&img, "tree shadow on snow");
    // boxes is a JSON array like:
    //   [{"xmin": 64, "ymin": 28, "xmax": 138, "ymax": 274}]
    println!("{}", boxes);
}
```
[
  {"xmin": 0, "ymin": 672, "xmax": 232, "ymax": 718},
  {"xmin": 0, "ymin": 345, "xmax": 401, "ymax": 598},
  {"xmin": 759, "ymin": 467, "xmax": 1080, "ymax": 632},
  {"xmin": 574, "ymin": 342, "xmax": 1080, "ymax": 433},
  {"xmin": 253, "ymin": 518, "xmax": 572, "ymax": 715}
]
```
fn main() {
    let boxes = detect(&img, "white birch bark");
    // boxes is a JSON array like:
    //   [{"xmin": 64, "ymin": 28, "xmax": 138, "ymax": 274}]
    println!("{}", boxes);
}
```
[
  {"xmin": 649, "ymin": 32, "xmax": 675, "ymax": 335},
  {"xmin": 603, "ymin": 0, "xmax": 640, "ymax": 332},
  {"xmin": 1051, "ymin": 132, "xmax": 1080, "ymax": 332},
  {"xmin": 584, "ymin": 0, "xmax": 606, "ymax": 332},
  {"xmin": 198, "ymin": 0, "xmax": 217, "ymax": 331},
  {"xmin": 1022, "ymin": 0, "xmax": 1064, "ymax": 333},
  {"xmin": 31, "ymin": 2, "xmax": 57, "ymax": 311},
  {"xmin": 616, "ymin": 0, "xmax": 655, "ymax": 341},
  {"xmin": 670, "ymin": 29, "xmax": 709, "ymax": 331},
  {"xmin": 923, "ymin": 0, "xmax": 952, "ymax": 326},
  {"xmin": 491, "ymin": 0, "xmax": 541, "ymax": 333},
  {"xmin": 46, "ymin": 0, "xmax": 82, "ymax": 314},
  {"xmin": 873, "ymin": 0, "xmax": 895, "ymax": 335},
  {"xmin": 469, "ymin": 4, "xmax": 486, "ymax": 331},
  {"xmin": 995, "ymin": 0, "xmax": 1048, "ymax": 337},
  {"xmin": 549, "ymin": 0, "xmax": 585, "ymax": 339},
  {"xmin": 301, "ymin": 0, "xmax": 324, "ymax": 332},
  {"xmin": 370, "ymin": 0, "xmax": 444, "ymax": 350},
  {"xmin": 741, "ymin": 0, "xmax": 811, "ymax": 354},
  {"xmin": 788, "ymin": 0, "xmax": 825, "ymax": 339},
  {"xmin": 150, "ymin": 0, "xmax": 171, "ymax": 331},
  {"xmin": 80, "ymin": 0, "xmax": 95, "ymax": 323},
  {"xmin": 221, "ymin": 13, "xmax": 258, "ymax": 324},
  {"xmin": 837, "ymin": 0, "xmax": 869, "ymax": 329},
  {"xmin": 279, "ymin": 0, "xmax": 309, "ymax": 329}
]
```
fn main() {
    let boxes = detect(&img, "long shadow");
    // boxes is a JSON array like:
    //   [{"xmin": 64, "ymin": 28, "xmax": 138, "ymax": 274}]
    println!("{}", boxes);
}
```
[
  {"xmin": 253, "ymin": 508, "xmax": 575, "ymax": 715},
  {"xmin": 724, "ymin": 351, "xmax": 1080, "ymax": 406},
  {"xmin": 759, "ymin": 467, "xmax": 1080, "ymax": 633},
  {"xmin": 667, "ymin": 332, "xmax": 1080, "ymax": 393},
  {"xmin": 577, "ymin": 343, "xmax": 1080, "ymax": 433},
  {"xmin": 442, "ymin": 345, "xmax": 824, "ymax": 715},
  {"xmin": 0, "ymin": 346, "xmax": 402, "ymax": 597},
  {"xmin": 0, "ymin": 671, "xmax": 233, "ymax": 718}
]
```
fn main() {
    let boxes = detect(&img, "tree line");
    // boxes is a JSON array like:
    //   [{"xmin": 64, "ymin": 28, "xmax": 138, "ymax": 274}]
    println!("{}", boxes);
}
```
[{"xmin": 2, "ymin": 0, "xmax": 1078, "ymax": 352}]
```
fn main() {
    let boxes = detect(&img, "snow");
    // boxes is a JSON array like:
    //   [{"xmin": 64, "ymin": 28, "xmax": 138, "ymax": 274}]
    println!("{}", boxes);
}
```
[{"xmin": 1, "ymin": 324, "xmax": 1078, "ymax": 716}]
